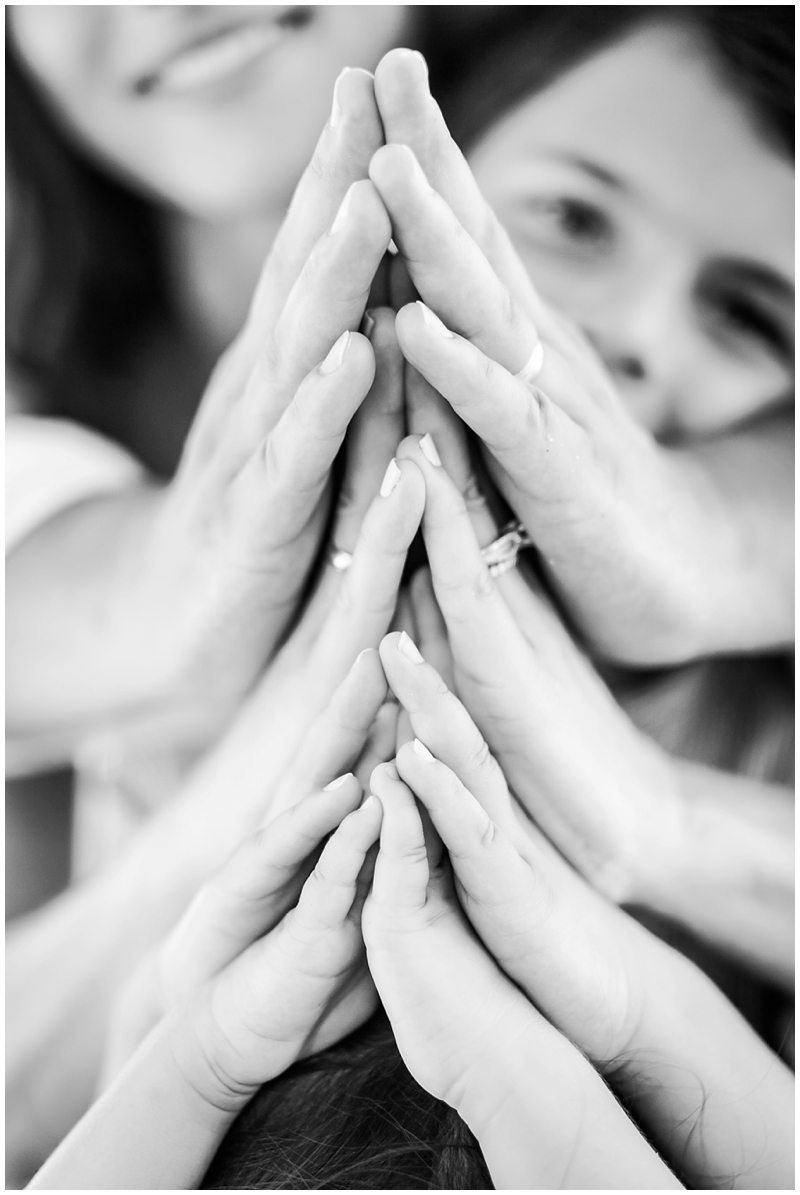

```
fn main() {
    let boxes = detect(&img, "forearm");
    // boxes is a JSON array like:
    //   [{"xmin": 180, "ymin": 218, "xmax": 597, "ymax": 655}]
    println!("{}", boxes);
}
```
[
  {"xmin": 615, "ymin": 931, "xmax": 795, "ymax": 1190},
  {"xmin": 27, "ymin": 1013, "xmax": 240, "ymax": 1191},
  {"xmin": 456, "ymin": 1020, "xmax": 681, "ymax": 1190},
  {"xmin": 6, "ymin": 809, "xmax": 216, "ymax": 1186},
  {"xmin": 635, "ymin": 759, "xmax": 794, "ymax": 987},
  {"xmin": 6, "ymin": 486, "xmax": 166, "ymax": 747},
  {"xmin": 675, "ymin": 416, "xmax": 794, "ymax": 655}
]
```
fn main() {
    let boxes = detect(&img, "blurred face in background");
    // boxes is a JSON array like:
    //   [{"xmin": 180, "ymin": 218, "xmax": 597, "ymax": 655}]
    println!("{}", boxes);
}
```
[
  {"xmin": 9, "ymin": 5, "xmax": 407, "ymax": 219},
  {"xmin": 468, "ymin": 23, "xmax": 794, "ymax": 442}
]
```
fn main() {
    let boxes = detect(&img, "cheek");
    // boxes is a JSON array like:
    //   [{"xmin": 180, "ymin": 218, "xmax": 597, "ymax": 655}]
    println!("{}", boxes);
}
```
[{"xmin": 670, "ymin": 350, "xmax": 792, "ymax": 437}]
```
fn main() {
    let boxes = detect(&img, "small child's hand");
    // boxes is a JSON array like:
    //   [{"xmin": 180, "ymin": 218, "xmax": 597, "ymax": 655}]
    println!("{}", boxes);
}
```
[
  {"xmin": 379, "ymin": 628, "xmax": 795, "ymax": 1192},
  {"xmin": 104, "ymin": 776, "xmax": 381, "ymax": 1095},
  {"xmin": 168, "ymin": 785, "xmax": 384, "ymax": 1112},
  {"xmin": 362, "ymin": 760, "xmax": 680, "ymax": 1191}
]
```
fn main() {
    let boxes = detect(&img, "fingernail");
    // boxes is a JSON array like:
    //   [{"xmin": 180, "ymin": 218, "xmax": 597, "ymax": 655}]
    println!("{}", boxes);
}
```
[
  {"xmin": 360, "ymin": 793, "xmax": 381, "ymax": 813},
  {"xmin": 361, "ymin": 310, "xmax": 376, "ymax": 339},
  {"xmin": 324, "ymin": 772, "xmax": 354, "ymax": 791},
  {"xmin": 419, "ymin": 433, "xmax": 441, "ymax": 467},
  {"xmin": 329, "ymin": 66, "xmax": 353, "ymax": 129},
  {"xmin": 379, "ymin": 458, "xmax": 402, "ymax": 498},
  {"xmin": 413, "ymin": 738, "xmax": 436, "ymax": 763},
  {"xmin": 387, "ymin": 238, "xmax": 399, "ymax": 256},
  {"xmin": 329, "ymin": 183, "xmax": 354, "ymax": 235},
  {"xmin": 319, "ymin": 330, "xmax": 350, "ymax": 375},
  {"xmin": 398, "ymin": 47, "xmax": 429, "ymax": 80},
  {"xmin": 397, "ymin": 630, "xmax": 424, "ymax": 663},
  {"xmin": 416, "ymin": 301, "xmax": 454, "ymax": 338}
]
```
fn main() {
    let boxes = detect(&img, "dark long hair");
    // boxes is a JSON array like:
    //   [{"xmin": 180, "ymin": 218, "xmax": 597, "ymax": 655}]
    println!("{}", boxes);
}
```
[{"xmin": 6, "ymin": 48, "xmax": 169, "ymax": 457}]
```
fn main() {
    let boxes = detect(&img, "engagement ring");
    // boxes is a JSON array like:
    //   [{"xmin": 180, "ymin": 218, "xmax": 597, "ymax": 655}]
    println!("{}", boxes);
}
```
[{"xmin": 481, "ymin": 521, "xmax": 533, "ymax": 578}]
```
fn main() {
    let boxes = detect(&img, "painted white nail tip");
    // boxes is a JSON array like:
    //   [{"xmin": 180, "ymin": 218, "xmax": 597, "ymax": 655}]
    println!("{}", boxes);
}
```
[
  {"xmin": 397, "ymin": 631, "xmax": 424, "ymax": 663},
  {"xmin": 413, "ymin": 738, "xmax": 436, "ymax": 763},
  {"xmin": 419, "ymin": 433, "xmax": 442, "ymax": 467},
  {"xmin": 323, "ymin": 772, "xmax": 353, "ymax": 791},
  {"xmin": 379, "ymin": 458, "xmax": 402, "ymax": 498},
  {"xmin": 416, "ymin": 301, "xmax": 454, "ymax": 337}
]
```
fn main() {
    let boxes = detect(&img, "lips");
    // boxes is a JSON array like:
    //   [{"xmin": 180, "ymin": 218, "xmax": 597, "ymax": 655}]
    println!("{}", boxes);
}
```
[{"xmin": 133, "ymin": 6, "xmax": 314, "ymax": 97}]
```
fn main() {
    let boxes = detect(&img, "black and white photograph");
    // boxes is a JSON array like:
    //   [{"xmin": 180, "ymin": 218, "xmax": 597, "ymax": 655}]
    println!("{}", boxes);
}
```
[{"xmin": 6, "ymin": 4, "xmax": 794, "ymax": 1189}]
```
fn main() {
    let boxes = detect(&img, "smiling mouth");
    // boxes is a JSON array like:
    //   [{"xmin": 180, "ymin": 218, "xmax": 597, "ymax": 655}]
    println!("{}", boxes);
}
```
[{"xmin": 134, "ymin": 7, "xmax": 314, "ymax": 97}]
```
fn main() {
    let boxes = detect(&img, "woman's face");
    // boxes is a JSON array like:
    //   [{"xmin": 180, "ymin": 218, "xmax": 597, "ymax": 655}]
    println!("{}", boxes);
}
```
[
  {"xmin": 9, "ymin": 5, "xmax": 406, "ymax": 219},
  {"xmin": 468, "ymin": 23, "xmax": 794, "ymax": 442}
]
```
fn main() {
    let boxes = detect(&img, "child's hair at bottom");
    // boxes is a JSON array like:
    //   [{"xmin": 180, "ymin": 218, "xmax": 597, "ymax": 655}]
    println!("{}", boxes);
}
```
[{"xmin": 201, "ymin": 1011, "xmax": 491, "ymax": 1190}]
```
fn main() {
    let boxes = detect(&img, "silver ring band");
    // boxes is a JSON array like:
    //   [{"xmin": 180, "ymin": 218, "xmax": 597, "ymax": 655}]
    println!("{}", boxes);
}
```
[
  {"xmin": 481, "ymin": 521, "xmax": 533, "ymax": 578},
  {"xmin": 514, "ymin": 341, "xmax": 545, "ymax": 385},
  {"xmin": 328, "ymin": 546, "xmax": 354, "ymax": 572}
]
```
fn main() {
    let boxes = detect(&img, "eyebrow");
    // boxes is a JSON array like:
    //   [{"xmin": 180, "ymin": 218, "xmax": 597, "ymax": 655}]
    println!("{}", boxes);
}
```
[
  {"xmin": 542, "ymin": 151, "xmax": 627, "ymax": 191},
  {"xmin": 544, "ymin": 152, "xmax": 794, "ymax": 300},
  {"xmin": 712, "ymin": 260, "xmax": 794, "ymax": 304}
]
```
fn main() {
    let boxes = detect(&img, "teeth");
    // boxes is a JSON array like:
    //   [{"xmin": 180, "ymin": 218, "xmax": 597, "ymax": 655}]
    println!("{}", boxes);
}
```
[{"xmin": 155, "ymin": 24, "xmax": 283, "ymax": 94}]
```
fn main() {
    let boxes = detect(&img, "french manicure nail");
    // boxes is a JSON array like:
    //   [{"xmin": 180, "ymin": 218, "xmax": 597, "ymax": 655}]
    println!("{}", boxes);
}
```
[
  {"xmin": 413, "ymin": 738, "xmax": 436, "ymax": 763},
  {"xmin": 361, "ymin": 310, "xmax": 376, "ymax": 338},
  {"xmin": 419, "ymin": 433, "xmax": 441, "ymax": 467},
  {"xmin": 416, "ymin": 301, "xmax": 454, "ymax": 338},
  {"xmin": 360, "ymin": 793, "xmax": 381, "ymax": 813},
  {"xmin": 387, "ymin": 238, "xmax": 399, "ymax": 256},
  {"xmin": 397, "ymin": 630, "xmax": 424, "ymax": 663},
  {"xmin": 329, "ymin": 183, "xmax": 354, "ymax": 235},
  {"xmin": 323, "ymin": 772, "xmax": 354, "ymax": 791},
  {"xmin": 329, "ymin": 66, "xmax": 352, "ymax": 128},
  {"xmin": 319, "ymin": 330, "xmax": 350, "ymax": 374},
  {"xmin": 379, "ymin": 458, "xmax": 402, "ymax": 498}
]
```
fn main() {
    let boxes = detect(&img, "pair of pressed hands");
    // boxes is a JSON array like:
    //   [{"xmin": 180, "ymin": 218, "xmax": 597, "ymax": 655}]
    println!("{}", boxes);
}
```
[{"xmin": 28, "ymin": 45, "xmax": 789, "ymax": 756}]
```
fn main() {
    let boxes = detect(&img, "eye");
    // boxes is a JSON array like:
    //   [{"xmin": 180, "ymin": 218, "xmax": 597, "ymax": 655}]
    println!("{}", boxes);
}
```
[
  {"xmin": 701, "ymin": 289, "xmax": 792, "ymax": 361},
  {"xmin": 531, "ymin": 197, "xmax": 613, "ymax": 247}
]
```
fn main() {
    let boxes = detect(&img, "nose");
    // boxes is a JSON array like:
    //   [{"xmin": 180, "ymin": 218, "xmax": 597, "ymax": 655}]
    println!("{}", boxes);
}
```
[{"xmin": 581, "ymin": 264, "xmax": 692, "ymax": 440}]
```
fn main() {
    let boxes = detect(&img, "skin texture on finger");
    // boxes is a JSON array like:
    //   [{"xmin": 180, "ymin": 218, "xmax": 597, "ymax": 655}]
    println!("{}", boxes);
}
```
[
  {"xmin": 370, "ymin": 144, "xmax": 536, "ymax": 375},
  {"xmin": 408, "ymin": 568, "xmax": 455, "ymax": 690},
  {"xmin": 290, "ymin": 799, "xmax": 384, "ymax": 936},
  {"xmin": 221, "ymin": 178, "xmax": 393, "ymax": 468},
  {"xmin": 184, "ymin": 68, "xmax": 385, "ymax": 466},
  {"xmin": 395, "ymin": 301, "xmax": 593, "ymax": 502},
  {"xmin": 378, "ymin": 631, "xmax": 518, "ymax": 843},
  {"xmin": 160, "ymin": 779, "xmax": 364, "ymax": 1002},
  {"xmin": 354, "ymin": 700, "xmax": 399, "ymax": 791},
  {"xmin": 372, "ymin": 49, "xmax": 547, "ymax": 329},
  {"xmin": 368, "ymin": 765, "xmax": 431, "ymax": 916},
  {"xmin": 311, "ymin": 456, "xmax": 425, "ymax": 682},
  {"xmin": 333, "ymin": 307, "xmax": 406, "ymax": 553},
  {"xmin": 267, "ymin": 648, "xmax": 388, "ymax": 820}
]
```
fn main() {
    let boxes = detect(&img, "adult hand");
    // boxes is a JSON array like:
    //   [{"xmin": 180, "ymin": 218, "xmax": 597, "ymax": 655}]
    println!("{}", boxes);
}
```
[
  {"xmin": 368, "ymin": 50, "xmax": 794, "ymax": 665},
  {"xmin": 394, "ymin": 434, "xmax": 794, "ymax": 985}
]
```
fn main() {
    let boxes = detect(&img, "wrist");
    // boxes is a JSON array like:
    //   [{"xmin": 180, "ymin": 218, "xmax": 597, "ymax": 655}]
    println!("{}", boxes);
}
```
[{"xmin": 166, "ymin": 996, "xmax": 260, "ymax": 1119}]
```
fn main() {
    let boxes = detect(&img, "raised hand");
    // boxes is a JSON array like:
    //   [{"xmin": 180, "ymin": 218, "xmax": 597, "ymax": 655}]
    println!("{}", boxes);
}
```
[
  {"xmin": 394, "ymin": 433, "xmax": 794, "ymax": 985},
  {"xmin": 367, "ymin": 50, "xmax": 793, "ymax": 665},
  {"xmin": 30, "ymin": 789, "xmax": 383, "ymax": 1191},
  {"xmin": 379, "ymin": 630, "xmax": 795, "ymax": 1191},
  {"xmin": 362, "ymin": 760, "xmax": 681, "ymax": 1191}
]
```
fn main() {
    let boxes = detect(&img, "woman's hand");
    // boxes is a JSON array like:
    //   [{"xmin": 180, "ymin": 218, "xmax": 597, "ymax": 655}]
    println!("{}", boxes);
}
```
[
  {"xmin": 362, "ymin": 760, "xmax": 681, "ymax": 1191},
  {"xmin": 28, "ymin": 788, "xmax": 383, "ymax": 1192},
  {"xmin": 394, "ymin": 433, "xmax": 794, "ymax": 984},
  {"xmin": 379, "ymin": 630, "xmax": 794, "ymax": 1192},
  {"xmin": 7, "ymin": 69, "xmax": 397, "ymax": 758},
  {"xmin": 367, "ymin": 50, "xmax": 794, "ymax": 665}
]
